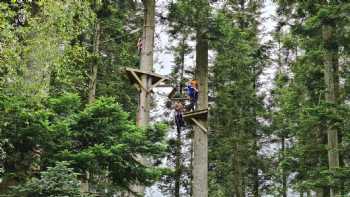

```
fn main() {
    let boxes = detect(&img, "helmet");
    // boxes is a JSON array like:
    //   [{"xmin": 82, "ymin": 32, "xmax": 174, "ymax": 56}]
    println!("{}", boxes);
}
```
[{"xmin": 191, "ymin": 80, "xmax": 198, "ymax": 87}]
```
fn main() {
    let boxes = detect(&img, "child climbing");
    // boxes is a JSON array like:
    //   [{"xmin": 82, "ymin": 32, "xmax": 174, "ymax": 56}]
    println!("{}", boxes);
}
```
[
  {"xmin": 186, "ymin": 80, "xmax": 199, "ymax": 112},
  {"xmin": 174, "ymin": 101, "xmax": 185, "ymax": 130}
]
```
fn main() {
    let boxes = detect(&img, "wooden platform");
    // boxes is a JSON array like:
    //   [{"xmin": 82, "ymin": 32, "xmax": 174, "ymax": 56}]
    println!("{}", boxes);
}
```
[
  {"xmin": 183, "ymin": 109, "xmax": 208, "ymax": 120},
  {"xmin": 155, "ymin": 84, "xmax": 174, "ymax": 88},
  {"xmin": 124, "ymin": 67, "xmax": 169, "ymax": 92},
  {"xmin": 168, "ymin": 86, "xmax": 188, "ymax": 100},
  {"xmin": 183, "ymin": 109, "xmax": 208, "ymax": 134},
  {"xmin": 171, "ymin": 97, "xmax": 189, "ymax": 101}
]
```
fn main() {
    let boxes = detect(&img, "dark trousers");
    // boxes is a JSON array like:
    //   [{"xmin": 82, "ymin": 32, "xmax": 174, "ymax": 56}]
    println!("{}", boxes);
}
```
[
  {"xmin": 187, "ymin": 97, "xmax": 197, "ymax": 112},
  {"xmin": 175, "ymin": 112, "xmax": 184, "ymax": 129}
]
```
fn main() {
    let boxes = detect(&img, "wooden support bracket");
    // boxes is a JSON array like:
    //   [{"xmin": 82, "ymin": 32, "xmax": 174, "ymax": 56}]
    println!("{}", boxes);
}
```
[
  {"xmin": 124, "ymin": 67, "xmax": 169, "ymax": 93},
  {"xmin": 183, "ymin": 109, "xmax": 208, "ymax": 134},
  {"xmin": 148, "ymin": 77, "xmax": 167, "ymax": 93},
  {"xmin": 130, "ymin": 70, "xmax": 148, "ymax": 92},
  {"xmin": 191, "ymin": 118, "xmax": 207, "ymax": 134}
]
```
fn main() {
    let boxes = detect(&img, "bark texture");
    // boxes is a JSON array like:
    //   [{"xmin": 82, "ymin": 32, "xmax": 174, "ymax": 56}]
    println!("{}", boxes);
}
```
[
  {"xmin": 322, "ymin": 23, "xmax": 340, "ymax": 197},
  {"xmin": 88, "ymin": 22, "xmax": 100, "ymax": 104},
  {"xmin": 137, "ymin": 0, "xmax": 155, "ymax": 127},
  {"xmin": 130, "ymin": 0, "xmax": 155, "ymax": 196},
  {"xmin": 192, "ymin": 29, "xmax": 208, "ymax": 197}
]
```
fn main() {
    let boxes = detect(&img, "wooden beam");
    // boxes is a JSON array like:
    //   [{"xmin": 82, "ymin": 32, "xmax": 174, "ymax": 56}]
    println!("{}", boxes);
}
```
[
  {"xmin": 125, "ymin": 67, "xmax": 169, "ymax": 84},
  {"xmin": 183, "ymin": 109, "xmax": 208, "ymax": 120},
  {"xmin": 156, "ymin": 84, "xmax": 174, "ymax": 88},
  {"xmin": 191, "ymin": 118, "xmax": 207, "ymax": 134},
  {"xmin": 148, "ymin": 77, "xmax": 167, "ymax": 92},
  {"xmin": 130, "ymin": 70, "xmax": 148, "ymax": 92},
  {"xmin": 171, "ymin": 97, "xmax": 189, "ymax": 101}
]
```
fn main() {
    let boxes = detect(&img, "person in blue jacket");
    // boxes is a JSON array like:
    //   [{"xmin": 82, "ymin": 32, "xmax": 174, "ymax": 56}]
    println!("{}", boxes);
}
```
[{"xmin": 186, "ymin": 80, "xmax": 199, "ymax": 111}]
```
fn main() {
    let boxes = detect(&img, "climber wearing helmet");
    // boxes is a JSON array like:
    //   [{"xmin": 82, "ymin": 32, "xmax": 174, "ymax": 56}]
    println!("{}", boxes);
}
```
[{"xmin": 186, "ymin": 80, "xmax": 198, "ymax": 112}]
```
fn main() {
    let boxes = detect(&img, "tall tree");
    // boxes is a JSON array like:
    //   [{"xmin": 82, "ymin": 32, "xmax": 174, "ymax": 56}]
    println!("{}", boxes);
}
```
[
  {"xmin": 167, "ymin": 0, "xmax": 211, "ymax": 196},
  {"xmin": 137, "ymin": 0, "xmax": 155, "ymax": 126},
  {"xmin": 0, "ymin": 0, "xmax": 166, "ymax": 195},
  {"xmin": 129, "ymin": 0, "xmax": 156, "ymax": 196},
  {"xmin": 209, "ymin": 0, "xmax": 267, "ymax": 196},
  {"xmin": 188, "ymin": 0, "xmax": 210, "ymax": 196},
  {"xmin": 274, "ymin": 0, "xmax": 350, "ymax": 195}
]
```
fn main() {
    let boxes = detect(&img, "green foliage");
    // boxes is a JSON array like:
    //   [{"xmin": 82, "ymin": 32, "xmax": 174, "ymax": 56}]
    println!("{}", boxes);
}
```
[
  {"xmin": 209, "ymin": 1, "xmax": 269, "ymax": 196},
  {"xmin": 0, "ymin": 0, "xmax": 156, "ymax": 195},
  {"xmin": 0, "ymin": 93, "xmax": 167, "ymax": 193},
  {"xmin": 0, "ymin": 0, "xmax": 94, "ymax": 98},
  {"xmin": 271, "ymin": 0, "xmax": 350, "ymax": 195},
  {"xmin": 9, "ymin": 161, "xmax": 89, "ymax": 197}
]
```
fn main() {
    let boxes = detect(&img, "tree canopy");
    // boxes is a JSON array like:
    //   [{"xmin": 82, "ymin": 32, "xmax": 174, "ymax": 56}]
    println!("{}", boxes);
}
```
[{"xmin": 1, "ymin": 0, "xmax": 350, "ymax": 196}]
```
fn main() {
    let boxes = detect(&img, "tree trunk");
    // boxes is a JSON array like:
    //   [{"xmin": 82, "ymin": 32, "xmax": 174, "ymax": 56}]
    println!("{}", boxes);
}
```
[
  {"xmin": 137, "ymin": 0, "xmax": 155, "ymax": 127},
  {"xmin": 82, "ymin": 22, "xmax": 101, "ymax": 195},
  {"xmin": 252, "ymin": 139, "xmax": 259, "ymax": 197},
  {"xmin": 282, "ymin": 137, "xmax": 287, "ymax": 197},
  {"xmin": 0, "ymin": 178, "xmax": 16, "ymax": 194},
  {"xmin": 190, "ymin": 137, "xmax": 194, "ymax": 197},
  {"xmin": 180, "ymin": 37, "xmax": 186, "ymax": 93},
  {"xmin": 192, "ymin": 28, "xmax": 208, "ymax": 197},
  {"xmin": 233, "ymin": 142, "xmax": 244, "ymax": 197},
  {"xmin": 129, "ymin": 0, "xmax": 155, "ymax": 196},
  {"xmin": 322, "ymin": 23, "xmax": 339, "ymax": 197},
  {"xmin": 175, "ymin": 37, "xmax": 186, "ymax": 197},
  {"xmin": 252, "ymin": 63, "xmax": 259, "ymax": 197},
  {"xmin": 307, "ymin": 191, "xmax": 312, "ymax": 197},
  {"xmin": 277, "ymin": 32, "xmax": 288, "ymax": 197},
  {"xmin": 316, "ymin": 188, "xmax": 324, "ymax": 197},
  {"xmin": 175, "ymin": 126, "xmax": 182, "ymax": 197},
  {"xmin": 88, "ymin": 22, "xmax": 100, "ymax": 103}
]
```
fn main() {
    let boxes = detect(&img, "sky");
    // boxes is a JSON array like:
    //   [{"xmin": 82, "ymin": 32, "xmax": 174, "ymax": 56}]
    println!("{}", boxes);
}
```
[{"xmin": 145, "ymin": 0, "xmax": 279, "ymax": 196}]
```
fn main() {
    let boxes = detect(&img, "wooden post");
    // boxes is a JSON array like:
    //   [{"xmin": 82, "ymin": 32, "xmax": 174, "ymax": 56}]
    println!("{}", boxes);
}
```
[
  {"xmin": 192, "ymin": 28, "xmax": 208, "ymax": 197},
  {"xmin": 129, "ymin": 0, "xmax": 155, "ymax": 196},
  {"xmin": 323, "ymin": 23, "xmax": 340, "ymax": 197},
  {"xmin": 138, "ymin": 0, "xmax": 155, "ymax": 127},
  {"xmin": 88, "ymin": 21, "xmax": 100, "ymax": 103}
]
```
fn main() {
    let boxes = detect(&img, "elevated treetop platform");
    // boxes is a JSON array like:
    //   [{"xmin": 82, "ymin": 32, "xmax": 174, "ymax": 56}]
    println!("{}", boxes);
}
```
[
  {"xmin": 183, "ymin": 109, "xmax": 208, "ymax": 134},
  {"xmin": 124, "ymin": 67, "xmax": 169, "ymax": 92},
  {"xmin": 168, "ymin": 87, "xmax": 189, "ymax": 101},
  {"xmin": 183, "ymin": 109, "xmax": 208, "ymax": 120},
  {"xmin": 171, "ymin": 97, "xmax": 189, "ymax": 101}
]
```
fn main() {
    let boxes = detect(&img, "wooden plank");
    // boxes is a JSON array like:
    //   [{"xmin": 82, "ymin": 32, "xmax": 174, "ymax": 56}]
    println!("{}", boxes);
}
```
[
  {"xmin": 183, "ymin": 109, "xmax": 208, "ymax": 120},
  {"xmin": 171, "ymin": 97, "xmax": 189, "ymax": 101},
  {"xmin": 125, "ymin": 67, "xmax": 169, "ymax": 84},
  {"xmin": 156, "ymin": 84, "xmax": 174, "ymax": 88},
  {"xmin": 191, "ymin": 118, "xmax": 208, "ymax": 134}
]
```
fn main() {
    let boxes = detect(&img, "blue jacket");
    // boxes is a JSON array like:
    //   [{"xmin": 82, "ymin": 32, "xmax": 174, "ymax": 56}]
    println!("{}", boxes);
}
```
[{"xmin": 187, "ymin": 85, "xmax": 198, "ymax": 99}]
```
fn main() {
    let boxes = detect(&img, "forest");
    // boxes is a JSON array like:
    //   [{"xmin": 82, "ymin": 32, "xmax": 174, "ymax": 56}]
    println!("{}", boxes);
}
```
[{"xmin": 0, "ymin": 0, "xmax": 350, "ymax": 197}]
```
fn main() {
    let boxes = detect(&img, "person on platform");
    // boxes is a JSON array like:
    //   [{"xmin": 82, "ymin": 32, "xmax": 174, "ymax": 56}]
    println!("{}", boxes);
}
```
[{"xmin": 186, "ymin": 80, "xmax": 198, "ymax": 112}]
